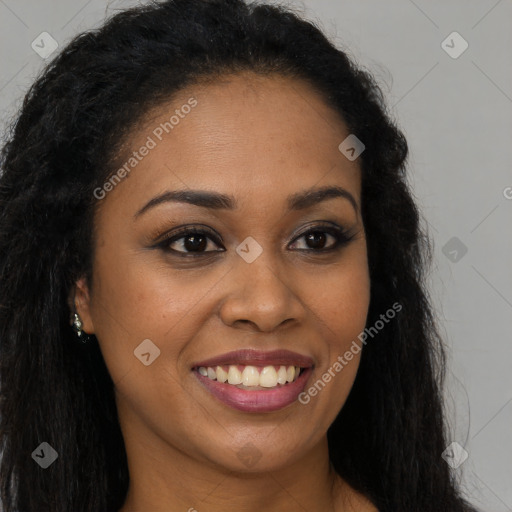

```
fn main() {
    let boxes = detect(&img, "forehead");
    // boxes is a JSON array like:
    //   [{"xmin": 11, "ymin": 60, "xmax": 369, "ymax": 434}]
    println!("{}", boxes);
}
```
[{"xmin": 99, "ymin": 72, "xmax": 362, "ymax": 215}]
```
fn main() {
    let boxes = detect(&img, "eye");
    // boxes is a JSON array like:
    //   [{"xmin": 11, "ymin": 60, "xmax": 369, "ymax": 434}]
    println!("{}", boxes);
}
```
[
  {"xmin": 288, "ymin": 225, "xmax": 354, "ymax": 252},
  {"xmin": 158, "ymin": 227, "xmax": 224, "ymax": 256}
]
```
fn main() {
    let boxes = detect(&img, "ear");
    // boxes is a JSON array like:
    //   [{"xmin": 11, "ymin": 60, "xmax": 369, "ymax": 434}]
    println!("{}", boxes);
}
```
[{"xmin": 69, "ymin": 276, "xmax": 95, "ymax": 335}]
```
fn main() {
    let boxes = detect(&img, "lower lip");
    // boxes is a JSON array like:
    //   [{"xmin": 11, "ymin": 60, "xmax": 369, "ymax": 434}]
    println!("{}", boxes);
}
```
[{"xmin": 193, "ymin": 367, "xmax": 313, "ymax": 413}]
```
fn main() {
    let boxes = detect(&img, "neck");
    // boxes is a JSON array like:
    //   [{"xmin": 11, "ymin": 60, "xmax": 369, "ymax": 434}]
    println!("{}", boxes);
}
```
[{"xmin": 118, "ymin": 421, "xmax": 347, "ymax": 512}]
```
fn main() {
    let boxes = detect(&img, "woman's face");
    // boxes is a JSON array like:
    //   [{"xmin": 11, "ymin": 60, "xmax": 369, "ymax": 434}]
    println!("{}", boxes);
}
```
[{"xmin": 76, "ymin": 72, "xmax": 370, "ymax": 474}]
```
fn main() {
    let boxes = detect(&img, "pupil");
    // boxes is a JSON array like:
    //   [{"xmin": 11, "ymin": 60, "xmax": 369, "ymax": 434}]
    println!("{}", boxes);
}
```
[
  {"xmin": 306, "ymin": 232, "xmax": 326, "ymax": 249},
  {"xmin": 184, "ymin": 235, "xmax": 207, "ymax": 252}
]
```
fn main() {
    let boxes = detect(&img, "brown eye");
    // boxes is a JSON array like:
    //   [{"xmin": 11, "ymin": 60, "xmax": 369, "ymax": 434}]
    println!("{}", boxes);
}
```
[
  {"xmin": 289, "ymin": 225, "xmax": 354, "ymax": 252},
  {"xmin": 304, "ymin": 231, "xmax": 330, "ymax": 250},
  {"xmin": 159, "ymin": 228, "xmax": 224, "ymax": 255},
  {"xmin": 174, "ymin": 233, "xmax": 209, "ymax": 253}
]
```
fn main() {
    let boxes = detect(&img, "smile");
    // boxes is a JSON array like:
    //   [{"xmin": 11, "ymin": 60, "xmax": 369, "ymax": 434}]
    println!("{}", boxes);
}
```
[{"xmin": 191, "ymin": 349, "xmax": 314, "ymax": 413}]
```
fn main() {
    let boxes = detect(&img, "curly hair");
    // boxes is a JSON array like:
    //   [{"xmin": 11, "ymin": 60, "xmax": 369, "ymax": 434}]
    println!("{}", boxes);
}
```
[{"xmin": 0, "ymin": 0, "xmax": 476, "ymax": 511}]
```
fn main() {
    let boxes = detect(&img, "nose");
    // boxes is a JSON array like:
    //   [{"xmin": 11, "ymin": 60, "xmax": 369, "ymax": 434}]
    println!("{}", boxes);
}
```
[{"xmin": 218, "ymin": 250, "xmax": 304, "ymax": 333}]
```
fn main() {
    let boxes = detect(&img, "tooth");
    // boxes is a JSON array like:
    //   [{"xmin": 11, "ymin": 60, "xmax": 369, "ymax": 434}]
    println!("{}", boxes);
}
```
[
  {"xmin": 216, "ymin": 366, "xmax": 228, "ymax": 383},
  {"xmin": 286, "ymin": 366, "xmax": 295, "ymax": 382},
  {"xmin": 242, "ymin": 366, "xmax": 260, "ymax": 386},
  {"xmin": 259, "ymin": 366, "xmax": 278, "ymax": 387},
  {"xmin": 295, "ymin": 366, "xmax": 301, "ymax": 381},
  {"xmin": 207, "ymin": 367, "xmax": 216, "ymax": 380},
  {"xmin": 198, "ymin": 367, "xmax": 208, "ymax": 377},
  {"xmin": 227, "ymin": 365, "xmax": 243, "ymax": 385},
  {"xmin": 277, "ymin": 365, "xmax": 287, "ymax": 385}
]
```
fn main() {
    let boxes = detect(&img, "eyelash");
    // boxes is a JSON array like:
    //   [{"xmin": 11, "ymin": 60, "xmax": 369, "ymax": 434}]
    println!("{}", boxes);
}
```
[{"xmin": 155, "ymin": 223, "xmax": 356, "ymax": 258}]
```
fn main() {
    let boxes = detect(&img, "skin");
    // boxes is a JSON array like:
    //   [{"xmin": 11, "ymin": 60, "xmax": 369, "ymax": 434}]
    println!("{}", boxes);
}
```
[{"xmin": 73, "ymin": 71, "xmax": 377, "ymax": 512}]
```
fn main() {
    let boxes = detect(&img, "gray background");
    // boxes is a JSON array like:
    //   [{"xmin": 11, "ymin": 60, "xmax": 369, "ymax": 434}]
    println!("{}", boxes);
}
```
[{"xmin": 0, "ymin": 1, "xmax": 511, "ymax": 510}]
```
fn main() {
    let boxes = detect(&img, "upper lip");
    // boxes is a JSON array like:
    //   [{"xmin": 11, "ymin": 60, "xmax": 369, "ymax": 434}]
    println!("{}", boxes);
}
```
[{"xmin": 191, "ymin": 349, "xmax": 314, "ymax": 369}]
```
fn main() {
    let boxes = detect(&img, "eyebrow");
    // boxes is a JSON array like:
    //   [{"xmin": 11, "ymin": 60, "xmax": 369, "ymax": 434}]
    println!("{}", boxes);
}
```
[{"xmin": 134, "ymin": 185, "xmax": 359, "ymax": 219}]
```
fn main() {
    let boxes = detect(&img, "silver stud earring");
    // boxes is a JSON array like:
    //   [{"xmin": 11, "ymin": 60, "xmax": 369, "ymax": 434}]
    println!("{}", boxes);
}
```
[{"xmin": 72, "ymin": 312, "xmax": 89, "ymax": 343}]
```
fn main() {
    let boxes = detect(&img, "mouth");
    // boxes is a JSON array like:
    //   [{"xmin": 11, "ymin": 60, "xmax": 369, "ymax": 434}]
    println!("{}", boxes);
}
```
[{"xmin": 191, "ymin": 349, "xmax": 314, "ymax": 413}]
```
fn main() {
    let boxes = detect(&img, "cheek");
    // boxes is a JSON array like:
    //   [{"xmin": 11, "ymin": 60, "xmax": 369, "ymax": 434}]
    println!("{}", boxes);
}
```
[
  {"xmin": 296, "ymin": 253, "xmax": 370, "ymax": 423},
  {"xmin": 303, "ymin": 255, "xmax": 371, "ymax": 346},
  {"xmin": 88, "ymin": 247, "xmax": 228, "ymax": 379},
  {"xmin": 327, "ymin": 260, "xmax": 370, "ymax": 378}
]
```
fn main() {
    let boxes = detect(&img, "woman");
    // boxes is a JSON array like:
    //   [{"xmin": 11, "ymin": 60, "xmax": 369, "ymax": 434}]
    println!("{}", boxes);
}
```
[{"xmin": 0, "ymin": 0, "xmax": 478, "ymax": 511}]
